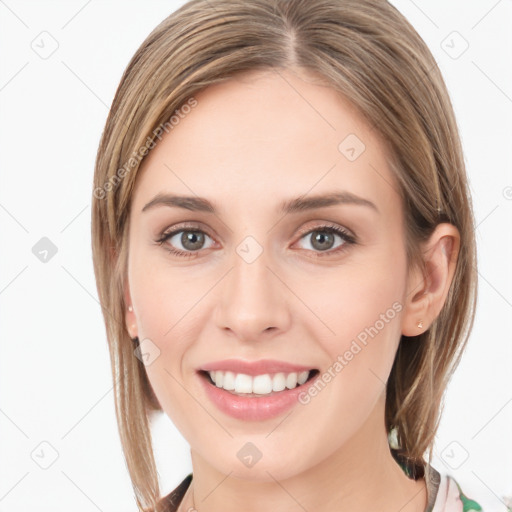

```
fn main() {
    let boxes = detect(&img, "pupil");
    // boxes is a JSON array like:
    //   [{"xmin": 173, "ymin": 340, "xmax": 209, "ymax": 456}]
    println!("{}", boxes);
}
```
[
  {"xmin": 182, "ymin": 231, "xmax": 204, "ymax": 250},
  {"xmin": 313, "ymin": 232, "xmax": 333, "ymax": 251}
]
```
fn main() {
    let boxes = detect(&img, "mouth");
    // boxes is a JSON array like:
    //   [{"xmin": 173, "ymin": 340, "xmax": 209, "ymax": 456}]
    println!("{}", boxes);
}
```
[
  {"xmin": 198, "ymin": 368, "xmax": 320, "ymax": 397},
  {"xmin": 196, "ymin": 363, "xmax": 322, "ymax": 421}
]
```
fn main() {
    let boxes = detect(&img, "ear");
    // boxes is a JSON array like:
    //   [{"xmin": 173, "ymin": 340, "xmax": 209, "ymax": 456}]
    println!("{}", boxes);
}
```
[
  {"xmin": 401, "ymin": 223, "xmax": 460, "ymax": 336},
  {"xmin": 124, "ymin": 277, "xmax": 138, "ymax": 339}
]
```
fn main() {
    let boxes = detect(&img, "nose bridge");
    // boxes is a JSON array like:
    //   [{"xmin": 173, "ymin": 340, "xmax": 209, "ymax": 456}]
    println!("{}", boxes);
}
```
[{"xmin": 215, "ymin": 233, "xmax": 290, "ymax": 338}]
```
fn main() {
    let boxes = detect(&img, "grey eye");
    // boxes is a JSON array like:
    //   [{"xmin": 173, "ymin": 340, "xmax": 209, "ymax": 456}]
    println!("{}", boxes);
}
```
[
  {"xmin": 298, "ymin": 230, "xmax": 346, "ymax": 252},
  {"xmin": 168, "ymin": 230, "xmax": 214, "ymax": 252}
]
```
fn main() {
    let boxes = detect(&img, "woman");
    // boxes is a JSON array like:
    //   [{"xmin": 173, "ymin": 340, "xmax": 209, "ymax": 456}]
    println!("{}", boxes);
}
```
[{"xmin": 91, "ymin": 1, "xmax": 488, "ymax": 510}]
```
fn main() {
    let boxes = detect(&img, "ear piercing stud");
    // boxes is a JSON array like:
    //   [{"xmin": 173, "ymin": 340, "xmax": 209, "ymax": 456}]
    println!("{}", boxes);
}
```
[
  {"xmin": 127, "ymin": 306, "xmax": 137, "ymax": 337},
  {"xmin": 417, "ymin": 321, "xmax": 423, "ymax": 329}
]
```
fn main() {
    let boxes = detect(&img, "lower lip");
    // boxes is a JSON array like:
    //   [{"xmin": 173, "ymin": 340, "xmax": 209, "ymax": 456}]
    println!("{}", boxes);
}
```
[{"xmin": 197, "ymin": 371, "xmax": 318, "ymax": 421}]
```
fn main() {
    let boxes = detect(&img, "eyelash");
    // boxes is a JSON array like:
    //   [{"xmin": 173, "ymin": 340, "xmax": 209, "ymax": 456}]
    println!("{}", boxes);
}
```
[{"xmin": 155, "ymin": 222, "xmax": 356, "ymax": 259}]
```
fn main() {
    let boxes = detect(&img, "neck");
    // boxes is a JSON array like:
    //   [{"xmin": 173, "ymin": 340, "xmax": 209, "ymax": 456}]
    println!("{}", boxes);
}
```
[{"xmin": 181, "ymin": 394, "xmax": 427, "ymax": 512}]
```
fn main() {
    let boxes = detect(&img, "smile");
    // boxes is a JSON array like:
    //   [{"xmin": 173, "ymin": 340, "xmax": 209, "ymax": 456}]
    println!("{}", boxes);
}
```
[
  {"xmin": 197, "ymin": 367, "xmax": 320, "ymax": 421},
  {"xmin": 205, "ymin": 369, "xmax": 314, "ymax": 395}
]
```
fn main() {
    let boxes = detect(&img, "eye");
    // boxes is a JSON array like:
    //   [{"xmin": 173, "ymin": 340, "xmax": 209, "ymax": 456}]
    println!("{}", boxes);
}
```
[
  {"xmin": 155, "ymin": 222, "xmax": 356, "ymax": 259},
  {"xmin": 156, "ymin": 225, "xmax": 215, "ymax": 258},
  {"xmin": 295, "ymin": 224, "xmax": 356, "ymax": 257}
]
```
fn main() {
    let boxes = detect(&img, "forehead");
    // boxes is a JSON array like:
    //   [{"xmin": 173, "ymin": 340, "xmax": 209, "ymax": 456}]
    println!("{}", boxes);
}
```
[{"xmin": 131, "ymin": 68, "xmax": 401, "ymax": 217}]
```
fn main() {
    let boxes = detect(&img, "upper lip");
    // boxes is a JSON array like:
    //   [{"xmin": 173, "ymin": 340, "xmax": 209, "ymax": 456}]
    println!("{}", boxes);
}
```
[{"xmin": 199, "ymin": 359, "xmax": 317, "ymax": 376}]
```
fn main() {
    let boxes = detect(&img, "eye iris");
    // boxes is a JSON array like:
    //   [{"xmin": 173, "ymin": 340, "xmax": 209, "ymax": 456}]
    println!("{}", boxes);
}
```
[
  {"xmin": 311, "ymin": 231, "xmax": 334, "ymax": 251},
  {"xmin": 182, "ymin": 231, "xmax": 204, "ymax": 251}
]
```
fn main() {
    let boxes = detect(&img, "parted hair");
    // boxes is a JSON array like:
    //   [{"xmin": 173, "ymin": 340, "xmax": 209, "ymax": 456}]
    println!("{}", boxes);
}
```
[{"xmin": 90, "ymin": 0, "xmax": 477, "ymax": 510}]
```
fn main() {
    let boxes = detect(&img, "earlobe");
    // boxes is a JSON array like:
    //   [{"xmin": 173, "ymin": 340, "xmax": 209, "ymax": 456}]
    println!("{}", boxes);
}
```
[
  {"xmin": 401, "ymin": 223, "xmax": 460, "ymax": 337},
  {"xmin": 124, "ymin": 279, "xmax": 138, "ymax": 339}
]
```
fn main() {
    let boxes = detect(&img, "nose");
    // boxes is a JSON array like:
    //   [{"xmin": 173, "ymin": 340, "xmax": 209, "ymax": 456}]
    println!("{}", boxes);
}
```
[{"xmin": 214, "ymin": 242, "xmax": 291, "ymax": 342}]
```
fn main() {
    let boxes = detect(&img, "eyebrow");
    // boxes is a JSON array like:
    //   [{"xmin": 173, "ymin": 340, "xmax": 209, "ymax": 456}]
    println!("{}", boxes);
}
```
[{"xmin": 141, "ymin": 191, "xmax": 379, "ymax": 215}]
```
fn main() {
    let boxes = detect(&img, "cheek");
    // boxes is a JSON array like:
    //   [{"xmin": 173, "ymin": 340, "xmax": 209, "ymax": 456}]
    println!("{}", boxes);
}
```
[
  {"xmin": 131, "ymin": 253, "xmax": 205, "ymax": 344},
  {"xmin": 301, "ymin": 256, "xmax": 405, "ymax": 349},
  {"xmin": 128, "ymin": 254, "xmax": 210, "ymax": 427},
  {"xmin": 293, "ymin": 275, "xmax": 404, "ymax": 450},
  {"xmin": 301, "ymin": 254, "xmax": 406, "ymax": 396}
]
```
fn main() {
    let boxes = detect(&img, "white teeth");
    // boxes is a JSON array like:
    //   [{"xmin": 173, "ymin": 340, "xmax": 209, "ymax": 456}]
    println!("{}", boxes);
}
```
[
  {"xmin": 297, "ymin": 371, "xmax": 309, "ymax": 385},
  {"xmin": 213, "ymin": 370, "xmax": 223, "ymax": 388},
  {"xmin": 222, "ymin": 371, "xmax": 236, "ymax": 390},
  {"xmin": 273, "ymin": 372, "xmax": 286, "ymax": 392},
  {"xmin": 234, "ymin": 373, "xmax": 253, "ymax": 393},
  {"xmin": 207, "ymin": 370, "xmax": 312, "ymax": 395},
  {"xmin": 286, "ymin": 372, "xmax": 298, "ymax": 389},
  {"xmin": 252, "ymin": 374, "xmax": 273, "ymax": 394}
]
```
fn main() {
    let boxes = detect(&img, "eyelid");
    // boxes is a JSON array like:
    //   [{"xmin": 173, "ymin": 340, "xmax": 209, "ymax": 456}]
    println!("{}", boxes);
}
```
[
  {"xmin": 294, "ymin": 221, "xmax": 355, "ymax": 240},
  {"xmin": 159, "ymin": 221, "xmax": 214, "ymax": 239}
]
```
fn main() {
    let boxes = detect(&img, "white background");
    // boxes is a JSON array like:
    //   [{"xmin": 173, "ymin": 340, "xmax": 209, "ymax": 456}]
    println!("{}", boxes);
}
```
[{"xmin": 1, "ymin": 1, "xmax": 511, "ymax": 511}]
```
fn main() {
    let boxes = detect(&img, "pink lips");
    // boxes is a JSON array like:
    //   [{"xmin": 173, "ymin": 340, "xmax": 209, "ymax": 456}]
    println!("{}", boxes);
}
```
[
  {"xmin": 197, "ymin": 359, "xmax": 319, "ymax": 421},
  {"xmin": 199, "ymin": 358, "xmax": 314, "ymax": 376}
]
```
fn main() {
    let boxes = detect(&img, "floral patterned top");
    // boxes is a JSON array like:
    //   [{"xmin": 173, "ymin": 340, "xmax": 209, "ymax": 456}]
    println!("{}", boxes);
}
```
[
  {"xmin": 391, "ymin": 449, "xmax": 485, "ymax": 512},
  {"xmin": 431, "ymin": 473, "xmax": 484, "ymax": 512}
]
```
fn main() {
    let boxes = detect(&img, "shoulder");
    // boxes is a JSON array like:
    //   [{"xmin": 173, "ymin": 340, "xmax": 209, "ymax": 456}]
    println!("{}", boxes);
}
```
[{"xmin": 431, "ymin": 472, "xmax": 507, "ymax": 512}]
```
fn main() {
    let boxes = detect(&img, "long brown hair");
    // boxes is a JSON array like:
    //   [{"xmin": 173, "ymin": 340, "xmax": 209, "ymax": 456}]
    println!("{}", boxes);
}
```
[{"xmin": 91, "ymin": 0, "xmax": 477, "ymax": 509}]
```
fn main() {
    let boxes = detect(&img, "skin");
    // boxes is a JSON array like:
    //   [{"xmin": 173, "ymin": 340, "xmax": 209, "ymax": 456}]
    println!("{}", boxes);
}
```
[{"xmin": 124, "ymin": 67, "xmax": 460, "ymax": 512}]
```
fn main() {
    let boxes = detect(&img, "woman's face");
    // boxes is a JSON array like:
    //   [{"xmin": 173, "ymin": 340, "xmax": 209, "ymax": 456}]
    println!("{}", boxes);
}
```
[{"xmin": 125, "ymin": 68, "xmax": 414, "ymax": 481}]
